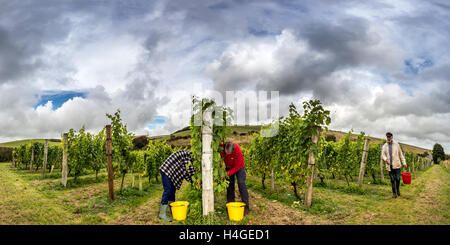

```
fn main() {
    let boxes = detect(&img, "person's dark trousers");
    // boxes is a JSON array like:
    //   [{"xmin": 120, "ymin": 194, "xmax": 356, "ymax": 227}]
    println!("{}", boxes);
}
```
[
  {"xmin": 160, "ymin": 170, "xmax": 176, "ymax": 205},
  {"xmin": 226, "ymin": 168, "xmax": 250, "ymax": 211},
  {"xmin": 389, "ymin": 168, "xmax": 401, "ymax": 197}
]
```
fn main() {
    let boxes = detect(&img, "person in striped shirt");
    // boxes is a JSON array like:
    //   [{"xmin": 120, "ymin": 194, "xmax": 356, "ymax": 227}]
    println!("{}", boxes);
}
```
[{"xmin": 158, "ymin": 150, "xmax": 195, "ymax": 222}]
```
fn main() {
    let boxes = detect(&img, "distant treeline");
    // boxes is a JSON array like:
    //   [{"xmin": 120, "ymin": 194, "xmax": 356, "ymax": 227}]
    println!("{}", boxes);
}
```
[{"xmin": 0, "ymin": 147, "xmax": 13, "ymax": 162}]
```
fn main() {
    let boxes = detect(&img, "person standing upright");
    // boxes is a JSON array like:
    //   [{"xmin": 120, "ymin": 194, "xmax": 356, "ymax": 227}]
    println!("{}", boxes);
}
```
[{"xmin": 381, "ymin": 132, "xmax": 407, "ymax": 198}]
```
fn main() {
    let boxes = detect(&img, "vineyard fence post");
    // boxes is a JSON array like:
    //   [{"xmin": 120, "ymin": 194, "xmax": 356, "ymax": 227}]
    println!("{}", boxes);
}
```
[
  {"xmin": 61, "ymin": 133, "xmax": 68, "ymax": 187},
  {"xmin": 30, "ymin": 146, "xmax": 34, "ymax": 173},
  {"xmin": 358, "ymin": 138, "xmax": 370, "ymax": 187},
  {"xmin": 42, "ymin": 139, "xmax": 48, "ymax": 179},
  {"xmin": 106, "ymin": 125, "xmax": 115, "ymax": 201},
  {"xmin": 201, "ymin": 106, "xmax": 214, "ymax": 215},
  {"xmin": 305, "ymin": 126, "xmax": 320, "ymax": 207}
]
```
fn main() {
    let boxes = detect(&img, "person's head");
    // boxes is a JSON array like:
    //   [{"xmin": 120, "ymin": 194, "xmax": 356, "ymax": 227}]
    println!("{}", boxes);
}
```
[
  {"xmin": 386, "ymin": 132, "xmax": 393, "ymax": 143},
  {"xmin": 224, "ymin": 141, "xmax": 235, "ymax": 155}
]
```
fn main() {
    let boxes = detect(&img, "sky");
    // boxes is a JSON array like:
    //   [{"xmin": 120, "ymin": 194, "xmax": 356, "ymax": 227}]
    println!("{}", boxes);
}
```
[{"xmin": 0, "ymin": 0, "xmax": 449, "ymax": 152}]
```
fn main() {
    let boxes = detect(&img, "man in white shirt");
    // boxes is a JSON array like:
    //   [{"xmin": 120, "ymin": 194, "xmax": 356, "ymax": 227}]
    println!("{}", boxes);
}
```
[{"xmin": 381, "ymin": 132, "xmax": 407, "ymax": 198}]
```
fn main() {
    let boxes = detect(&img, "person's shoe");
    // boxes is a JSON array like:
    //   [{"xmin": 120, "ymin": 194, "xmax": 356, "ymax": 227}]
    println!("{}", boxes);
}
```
[
  {"xmin": 244, "ymin": 207, "xmax": 250, "ymax": 216},
  {"xmin": 168, "ymin": 201, "xmax": 174, "ymax": 213},
  {"xmin": 158, "ymin": 204, "xmax": 172, "ymax": 222},
  {"xmin": 391, "ymin": 181, "xmax": 397, "ymax": 198}
]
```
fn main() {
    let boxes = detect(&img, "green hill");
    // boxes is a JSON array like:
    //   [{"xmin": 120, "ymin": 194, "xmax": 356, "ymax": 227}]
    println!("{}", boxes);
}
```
[
  {"xmin": 1, "ymin": 126, "xmax": 432, "ymax": 156},
  {"xmin": 149, "ymin": 125, "xmax": 432, "ymax": 155},
  {"xmin": 0, "ymin": 139, "xmax": 61, "ymax": 148}
]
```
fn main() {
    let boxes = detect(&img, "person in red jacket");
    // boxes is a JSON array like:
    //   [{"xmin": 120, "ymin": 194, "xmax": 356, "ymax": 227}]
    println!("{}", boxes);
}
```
[{"xmin": 220, "ymin": 141, "xmax": 250, "ymax": 215}]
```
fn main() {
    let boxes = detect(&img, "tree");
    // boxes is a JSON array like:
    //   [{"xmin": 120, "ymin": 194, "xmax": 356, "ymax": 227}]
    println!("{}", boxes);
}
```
[
  {"xmin": 133, "ymin": 136, "xmax": 149, "ymax": 149},
  {"xmin": 432, "ymin": 143, "xmax": 445, "ymax": 164},
  {"xmin": 325, "ymin": 134, "xmax": 336, "ymax": 142}
]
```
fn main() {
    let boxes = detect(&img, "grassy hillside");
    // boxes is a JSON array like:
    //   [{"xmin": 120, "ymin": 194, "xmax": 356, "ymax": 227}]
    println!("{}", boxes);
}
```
[
  {"xmin": 0, "ymin": 139, "xmax": 61, "ymax": 148},
  {"xmin": 1, "ymin": 126, "xmax": 432, "ymax": 155},
  {"xmin": 150, "ymin": 125, "xmax": 432, "ymax": 155}
]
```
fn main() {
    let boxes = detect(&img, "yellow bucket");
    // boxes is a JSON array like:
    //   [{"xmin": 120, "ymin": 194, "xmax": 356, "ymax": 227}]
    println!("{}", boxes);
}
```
[
  {"xmin": 226, "ymin": 202, "xmax": 246, "ymax": 221},
  {"xmin": 170, "ymin": 201, "xmax": 189, "ymax": 221}
]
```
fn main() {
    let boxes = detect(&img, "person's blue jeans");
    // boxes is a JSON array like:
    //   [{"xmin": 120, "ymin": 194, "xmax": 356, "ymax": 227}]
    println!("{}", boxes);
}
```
[{"xmin": 160, "ymin": 170, "xmax": 176, "ymax": 205}]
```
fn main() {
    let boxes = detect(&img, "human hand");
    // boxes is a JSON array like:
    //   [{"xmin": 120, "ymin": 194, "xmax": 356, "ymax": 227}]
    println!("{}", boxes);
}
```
[{"xmin": 386, "ymin": 159, "xmax": 390, "ymax": 164}]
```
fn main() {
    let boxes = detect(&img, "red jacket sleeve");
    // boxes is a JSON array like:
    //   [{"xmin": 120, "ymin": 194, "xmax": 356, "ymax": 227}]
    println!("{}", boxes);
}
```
[{"xmin": 227, "ymin": 143, "xmax": 245, "ymax": 176}]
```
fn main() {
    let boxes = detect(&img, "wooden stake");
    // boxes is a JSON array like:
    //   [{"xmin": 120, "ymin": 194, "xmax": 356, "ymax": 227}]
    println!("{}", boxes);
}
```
[
  {"xmin": 61, "ymin": 133, "xmax": 68, "ymax": 187},
  {"xmin": 201, "ymin": 106, "xmax": 214, "ymax": 215},
  {"xmin": 106, "ymin": 125, "xmax": 115, "ymax": 201},
  {"xmin": 42, "ymin": 139, "xmax": 48, "ymax": 179},
  {"xmin": 271, "ymin": 167, "xmax": 275, "ymax": 191},
  {"xmin": 379, "ymin": 144, "xmax": 385, "ymax": 182},
  {"xmin": 30, "ymin": 146, "xmax": 34, "ymax": 173},
  {"xmin": 305, "ymin": 126, "xmax": 320, "ymax": 207},
  {"xmin": 358, "ymin": 138, "xmax": 370, "ymax": 187}
]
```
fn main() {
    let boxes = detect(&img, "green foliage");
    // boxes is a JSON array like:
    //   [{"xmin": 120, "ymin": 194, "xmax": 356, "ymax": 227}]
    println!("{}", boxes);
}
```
[
  {"xmin": 365, "ymin": 142, "xmax": 382, "ymax": 183},
  {"xmin": 432, "ymin": 143, "xmax": 445, "ymax": 164},
  {"xmin": 132, "ymin": 135, "xmax": 149, "ymax": 150},
  {"xmin": 0, "ymin": 147, "xmax": 13, "ymax": 162},
  {"xmin": 316, "ymin": 140, "xmax": 339, "ymax": 181},
  {"xmin": 106, "ymin": 109, "xmax": 134, "ymax": 176},
  {"xmin": 30, "ymin": 141, "xmax": 45, "ymax": 170},
  {"xmin": 335, "ymin": 131, "xmax": 365, "ymax": 186},
  {"xmin": 246, "ymin": 129, "xmax": 276, "ymax": 189},
  {"xmin": 91, "ymin": 129, "xmax": 107, "ymax": 177},
  {"xmin": 325, "ymin": 134, "xmax": 337, "ymax": 142},
  {"xmin": 189, "ymin": 97, "xmax": 232, "ymax": 195},
  {"xmin": 276, "ymin": 100, "xmax": 331, "ymax": 200},
  {"xmin": 67, "ymin": 127, "xmax": 91, "ymax": 181},
  {"xmin": 143, "ymin": 140, "xmax": 177, "ymax": 182},
  {"xmin": 47, "ymin": 145, "xmax": 63, "ymax": 171}
]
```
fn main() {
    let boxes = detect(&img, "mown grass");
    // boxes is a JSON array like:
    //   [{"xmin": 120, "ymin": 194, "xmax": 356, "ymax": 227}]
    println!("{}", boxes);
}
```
[
  {"xmin": 1, "ymin": 161, "xmax": 448, "ymax": 225},
  {"xmin": 1, "ymin": 162, "xmax": 164, "ymax": 224},
  {"xmin": 245, "ymin": 164, "xmax": 449, "ymax": 224}
]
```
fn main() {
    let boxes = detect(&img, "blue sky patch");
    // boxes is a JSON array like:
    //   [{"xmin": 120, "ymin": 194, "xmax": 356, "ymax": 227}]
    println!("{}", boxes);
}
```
[
  {"xmin": 147, "ymin": 115, "xmax": 167, "ymax": 130},
  {"xmin": 404, "ymin": 57, "xmax": 433, "ymax": 75},
  {"xmin": 34, "ymin": 90, "xmax": 87, "ymax": 110}
]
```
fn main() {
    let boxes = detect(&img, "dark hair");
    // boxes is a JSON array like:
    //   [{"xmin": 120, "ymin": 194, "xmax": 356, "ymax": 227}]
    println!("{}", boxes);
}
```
[
  {"xmin": 386, "ymin": 132, "xmax": 393, "ymax": 137},
  {"xmin": 225, "ymin": 141, "xmax": 235, "ymax": 154}
]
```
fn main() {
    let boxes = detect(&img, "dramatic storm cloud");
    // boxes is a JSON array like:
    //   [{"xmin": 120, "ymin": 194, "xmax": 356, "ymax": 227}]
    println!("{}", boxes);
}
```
[{"xmin": 0, "ymin": 0, "xmax": 449, "ymax": 152}]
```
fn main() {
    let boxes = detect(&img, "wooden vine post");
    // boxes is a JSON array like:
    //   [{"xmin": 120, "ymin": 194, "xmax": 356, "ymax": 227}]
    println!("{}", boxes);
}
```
[
  {"xmin": 42, "ymin": 139, "xmax": 48, "ymax": 179},
  {"xmin": 201, "ymin": 106, "xmax": 214, "ymax": 215},
  {"xmin": 379, "ymin": 144, "xmax": 385, "ymax": 182},
  {"xmin": 106, "ymin": 125, "xmax": 115, "ymax": 201},
  {"xmin": 61, "ymin": 133, "xmax": 68, "ymax": 187},
  {"xmin": 358, "ymin": 138, "xmax": 370, "ymax": 187},
  {"xmin": 271, "ymin": 168, "xmax": 275, "ymax": 191},
  {"xmin": 30, "ymin": 145, "xmax": 34, "ymax": 173},
  {"xmin": 305, "ymin": 126, "xmax": 320, "ymax": 207}
]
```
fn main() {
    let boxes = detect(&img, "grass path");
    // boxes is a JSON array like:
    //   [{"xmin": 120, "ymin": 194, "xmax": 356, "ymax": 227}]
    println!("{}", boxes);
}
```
[
  {"xmin": 0, "ymin": 163, "xmax": 80, "ymax": 224},
  {"xmin": 1, "ymin": 162, "xmax": 448, "ymax": 225},
  {"xmin": 344, "ymin": 165, "xmax": 450, "ymax": 224}
]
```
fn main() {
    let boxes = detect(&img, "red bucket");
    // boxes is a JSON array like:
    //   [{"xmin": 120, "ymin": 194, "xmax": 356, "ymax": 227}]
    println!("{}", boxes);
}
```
[{"xmin": 401, "ymin": 172, "xmax": 411, "ymax": 184}]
